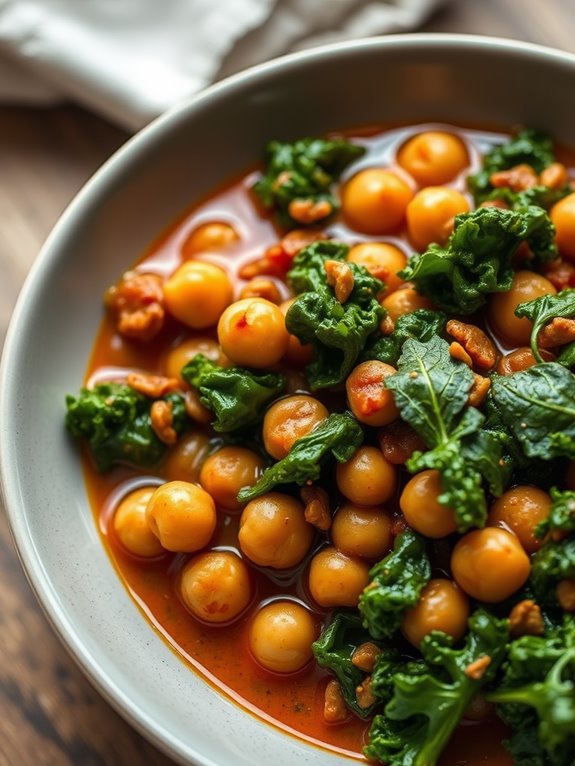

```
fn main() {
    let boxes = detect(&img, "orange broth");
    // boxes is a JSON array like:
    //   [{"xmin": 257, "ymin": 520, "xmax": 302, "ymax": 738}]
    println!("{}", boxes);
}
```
[{"xmin": 81, "ymin": 122, "xmax": 568, "ymax": 764}]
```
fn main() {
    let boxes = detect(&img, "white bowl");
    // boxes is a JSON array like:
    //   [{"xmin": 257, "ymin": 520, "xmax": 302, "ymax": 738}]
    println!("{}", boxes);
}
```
[{"xmin": 3, "ymin": 33, "xmax": 575, "ymax": 766}]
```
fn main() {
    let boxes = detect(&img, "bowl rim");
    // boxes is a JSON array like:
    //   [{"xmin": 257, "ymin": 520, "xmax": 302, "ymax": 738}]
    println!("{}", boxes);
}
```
[{"xmin": 2, "ymin": 31, "xmax": 575, "ymax": 766}]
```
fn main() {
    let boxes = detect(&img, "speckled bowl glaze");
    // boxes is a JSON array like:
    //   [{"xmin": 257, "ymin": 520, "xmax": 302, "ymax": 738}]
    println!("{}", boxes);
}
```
[{"xmin": 2, "ymin": 34, "xmax": 575, "ymax": 766}]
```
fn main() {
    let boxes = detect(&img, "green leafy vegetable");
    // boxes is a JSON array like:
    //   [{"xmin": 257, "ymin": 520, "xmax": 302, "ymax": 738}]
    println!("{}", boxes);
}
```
[
  {"xmin": 487, "ymin": 616, "xmax": 575, "ymax": 766},
  {"xmin": 287, "ymin": 240, "xmax": 350, "ymax": 292},
  {"xmin": 516, "ymin": 288, "xmax": 575, "ymax": 364},
  {"xmin": 361, "ymin": 309, "xmax": 446, "ymax": 366},
  {"xmin": 468, "ymin": 129, "xmax": 555, "ymax": 204},
  {"xmin": 181, "ymin": 354, "xmax": 285, "ymax": 432},
  {"xmin": 286, "ymin": 241, "xmax": 384, "ymax": 389},
  {"xmin": 252, "ymin": 137, "xmax": 365, "ymax": 226},
  {"xmin": 490, "ymin": 363, "xmax": 575, "ymax": 461},
  {"xmin": 65, "ymin": 383, "xmax": 188, "ymax": 472},
  {"xmin": 399, "ymin": 206, "xmax": 557, "ymax": 314},
  {"xmin": 365, "ymin": 610, "xmax": 509, "ymax": 766},
  {"xmin": 537, "ymin": 488, "xmax": 575, "ymax": 538},
  {"xmin": 237, "ymin": 412, "xmax": 363, "ymax": 502},
  {"xmin": 530, "ymin": 537, "xmax": 575, "ymax": 608},
  {"xmin": 482, "ymin": 184, "xmax": 570, "ymax": 212},
  {"xmin": 385, "ymin": 336, "xmax": 507, "ymax": 530},
  {"xmin": 312, "ymin": 612, "xmax": 381, "ymax": 718},
  {"xmin": 358, "ymin": 529, "xmax": 431, "ymax": 640}
]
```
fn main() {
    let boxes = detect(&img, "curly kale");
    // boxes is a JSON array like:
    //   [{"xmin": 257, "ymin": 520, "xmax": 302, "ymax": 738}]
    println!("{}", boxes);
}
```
[
  {"xmin": 385, "ymin": 336, "xmax": 507, "ymax": 530},
  {"xmin": 365, "ymin": 610, "xmax": 509, "ymax": 766},
  {"xmin": 312, "ymin": 612, "xmax": 382, "ymax": 718},
  {"xmin": 361, "ymin": 309, "xmax": 447, "ymax": 366},
  {"xmin": 358, "ymin": 529, "xmax": 431, "ymax": 640},
  {"xmin": 489, "ymin": 363, "xmax": 575, "ymax": 461},
  {"xmin": 468, "ymin": 128, "xmax": 555, "ymax": 204},
  {"xmin": 530, "ymin": 536, "xmax": 575, "ymax": 609},
  {"xmin": 536, "ymin": 488, "xmax": 575, "ymax": 538},
  {"xmin": 399, "ymin": 205, "xmax": 557, "ymax": 314},
  {"xmin": 180, "ymin": 354, "xmax": 286, "ymax": 432},
  {"xmin": 65, "ymin": 383, "xmax": 188, "ymax": 472},
  {"xmin": 237, "ymin": 411, "xmax": 363, "ymax": 502},
  {"xmin": 515, "ymin": 288, "xmax": 575, "ymax": 365},
  {"xmin": 286, "ymin": 241, "xmax": 384, "ymax": 389},
  {"xmin": 487, "ymin": 616, "xmax": 575, "ymax": 766},
  {"xmin": 252, "ymin": 137, "xmax": 365, "ymax": 226}
]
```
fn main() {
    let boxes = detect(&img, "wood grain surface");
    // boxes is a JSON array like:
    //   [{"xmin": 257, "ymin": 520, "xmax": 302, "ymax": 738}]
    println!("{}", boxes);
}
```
[{"xmin": 1, "ymin": 2, "xmax": 574, "ymax": 764}]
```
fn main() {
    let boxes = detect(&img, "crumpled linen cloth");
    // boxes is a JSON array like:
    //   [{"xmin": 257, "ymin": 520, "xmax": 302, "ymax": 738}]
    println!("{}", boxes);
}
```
[{"xmin": 0, "ymin": 0, "xmax": 446, "ymax": 130}]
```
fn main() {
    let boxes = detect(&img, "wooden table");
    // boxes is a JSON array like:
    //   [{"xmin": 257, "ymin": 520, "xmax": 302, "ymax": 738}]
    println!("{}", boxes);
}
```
[{"xmin": 1, "ymin": 1, "xmax": 574, "ymax": 763}]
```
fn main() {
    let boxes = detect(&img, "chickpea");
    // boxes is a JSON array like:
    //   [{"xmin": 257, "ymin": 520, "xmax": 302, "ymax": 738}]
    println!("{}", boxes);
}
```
[
  {"xmin": 341, "ymin": 168, "xmax": 414, "ymax": 235},
  {"xmin": 406, "ymin": 186, "xmax": 470, "ymax": 251},
  {"xmin": 336, "ymin": 447, "xmax": 397, "ymax": 506},
  {"xmin": 346, "ymin": 360, "xmax": 399, "ymax": 427},
  {"xmin": 164, "ymin": 261, "xmax": 233, "ymax": 329},
  {"xmin": 163, "ymin": 337, "xmax": 225, "ymax": 380},
  {"xmin": 488, "ymin": 486, "xmax": 551, "ymax": 553},
  {"xmin": 280, "ymin": 299, "xmax": 314, "ymax": 367},
  {"xmin": 331, "ymin": 504, "xmax": 393, "ymax": 559},
  {"xmin": 263, "ymin": 395, "xmax": 328, "ymax": 460},
  {"xmin": 113, "ymin": 486, "xmax": 165, "ymax": 557},
  {"xmin": 451, "ymin": 527, "xmax": 531, "ymax": 602},
  {"xmin": 550, "ymin": 192, "xmax": 575, "ymax": 260},
  {"xmin": 381, "ymin": 284, "xmax": 433, "ymax": 323},
  {"xmin": 182, "ymin": 221, "xmax": 239, "ymax": 257},
  {"xmin": 146, "ymin": 480, "xmax": 216, "ymax": 552},
  {"xmin": 399, "ymin": 470, "xmax": 458, "ymax": 538},
  {"xmin": 496, "ymin": 347, "xmax": 554, "ymax": 375},
  {"xmin": 488, "ymin": 270, "xmax": 556, "ymax": 347},
  {"xmin": 217, "ymin": 298, "xmax": 290, "ymax": 368},
  {"xmin": 199, "ymin": 446, "xmax": 265, "ymax": 512},
  {"xmin": 180, "ymin": 551, "xmax": 251, "ymax": 623},
  {"xmin": 248, "ymin": 601, "xmax": 317, "ymax": 673},
  {"xmin": 397, "ymin": 131, "xmax": 469, "ymax": 186},
  {"xmin": 308, "ymin": 547, "xmax": 370, "ymax": 608},
  {"xmin": 163, "ymin": 431, "xmax": 210, "ymax": 483},
  {"xmin": 347, "ymin": 242, "xmax": 407, "ymax": 295},
  {"xmin": 238, "ymin": 493, "xmax": 314, "ymax": 569},
  {"xmin": 401, "ymin": 579, "xmax": 470, "ymax": 647}
]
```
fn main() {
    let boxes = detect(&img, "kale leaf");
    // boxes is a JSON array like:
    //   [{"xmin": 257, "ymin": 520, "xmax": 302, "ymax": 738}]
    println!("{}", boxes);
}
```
[
  {"xmin": 536, "ymin": 488, "xmax": 575, "ymax": 538},
  {"xmin": 237, "ymin": 412, "xmax": 363, "ymax": 502},
  {"xmin": 358, "ymin": 529, "xmax": 431, "ymax": 640},
  {"xmin": 481, "ymin": 184, "xmax": 570, "ymax": 211},
  {"xmin": 489, "ymin": 363, "xmax": 575, "ymax": 460},
  {"xmin": 361, "ymin": 309, "xmax": 447, "ymax": 366},
  {"xmin": 515, "ymin": 288, "xmax": 575, "ymax": 364},
  {"xmin": 65, "ymin": 383, "xmax": 188, "ymax": 472},
  {"xmin": 365, "ymin": 610, "xmax": 509, "ymax": 766},
  {"xmin": 312, "ymin": 612, "xmax": 381, "ymax": 718},
  {"xmin": 385, "ymin": 336, "xmax": 507, "ymax": 530},
  {"xmin": 181, "ymin": 354, "xmax": 286, "ymax": 432},
  {"xmin": 487, "ymin": 615, "xmax": 575, "ymax": 766},
  {"xmin": 286, "ymin": 241, "xmax": 384, "ymax": 389},
  {"xmin": 530, "ymin": 536, "xmax": 575, "ymax": 609},
  {"xmin": 252, "ymin": 137, "xmax": 365, "ymax": 226},
  {"xmin": 399, "ymin": 206, "xmax": 557, "ymax": 314},
  {"xmin": 468, "ymin": 128, "xmax": 555, "ymax": 204}
]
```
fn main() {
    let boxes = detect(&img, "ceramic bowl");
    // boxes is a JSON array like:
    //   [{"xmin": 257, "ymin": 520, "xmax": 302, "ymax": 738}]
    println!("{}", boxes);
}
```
[{"xmin": 2, "ymin": 34, "xmax": 575, "ymax": 766}]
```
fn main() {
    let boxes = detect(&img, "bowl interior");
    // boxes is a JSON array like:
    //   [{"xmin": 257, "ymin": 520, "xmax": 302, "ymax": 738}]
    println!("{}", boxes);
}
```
[{"xmin": 2, "ymin": 34, "xmax": 575, "ymax": 766}]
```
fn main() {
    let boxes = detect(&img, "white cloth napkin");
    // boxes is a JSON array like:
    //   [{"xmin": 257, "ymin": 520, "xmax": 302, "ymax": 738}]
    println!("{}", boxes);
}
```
[{"xmin": 0, "ymin": 0, "xmax": 445, "ymax": 130}]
